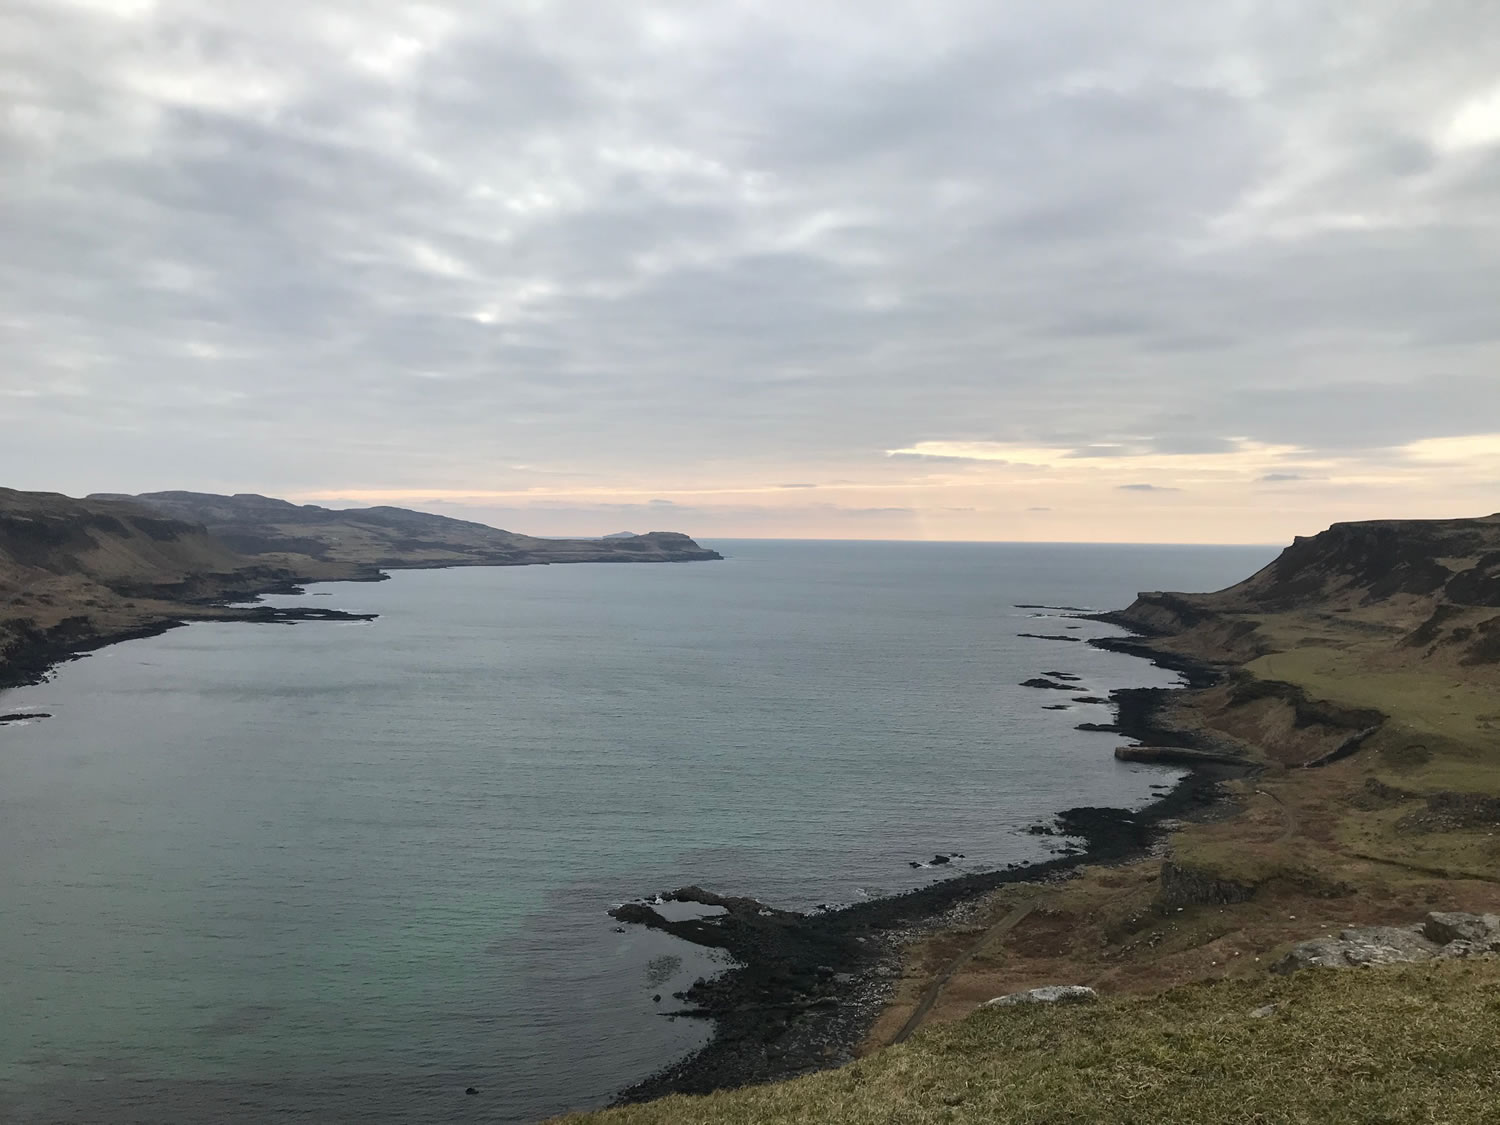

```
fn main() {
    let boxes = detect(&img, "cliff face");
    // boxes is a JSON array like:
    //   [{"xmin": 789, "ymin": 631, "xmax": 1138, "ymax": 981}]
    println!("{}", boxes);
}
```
[
  {"xmin": 91, "ymin": 491, "xmax": 723, "ymax": 568},
  {"xmin": 1113, "ymin": 514, "xmax": 1500, "ymax": 669},
  {"xmin": 1208, "ymin": 515, "xmax": 1500, "ymax": 613}
]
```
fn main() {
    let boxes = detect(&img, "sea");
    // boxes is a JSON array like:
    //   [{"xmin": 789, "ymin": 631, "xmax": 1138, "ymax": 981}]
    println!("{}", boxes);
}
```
[{"xmin": 0, "ymin": 539, "xmax": 1273, "ymax": 1123}]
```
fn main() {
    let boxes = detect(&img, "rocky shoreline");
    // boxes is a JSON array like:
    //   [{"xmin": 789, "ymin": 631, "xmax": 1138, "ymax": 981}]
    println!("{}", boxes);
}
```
[
  {"xmin": 607, "ymin": 624, "xmax": 1251, "ymax": 1107},
  {"xmin": 0, "ymin": 486, "xmax": 722, "ymax": 693},
  {"xmin": 0, "ymin": 583, "xmax": 381, "ymax": 693}
]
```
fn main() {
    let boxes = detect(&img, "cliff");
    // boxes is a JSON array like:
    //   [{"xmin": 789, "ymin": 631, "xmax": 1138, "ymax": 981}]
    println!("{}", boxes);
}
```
[{"xmin": 1109, "ymin": 513, "xmax": 1500, "ymax": 670}]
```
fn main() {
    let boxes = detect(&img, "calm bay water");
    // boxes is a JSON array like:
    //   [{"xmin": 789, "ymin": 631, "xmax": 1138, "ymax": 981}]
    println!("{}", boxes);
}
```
[{"xmin": 0, "ymin": 540, "xmax": 1272, "ymax": 1123}]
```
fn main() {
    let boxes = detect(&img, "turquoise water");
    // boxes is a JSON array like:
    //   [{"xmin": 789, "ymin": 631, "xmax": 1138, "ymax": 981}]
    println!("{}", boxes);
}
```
[{"xmin": 0, "ymin": 540, "xmax": 1272, "ymax": 1122}]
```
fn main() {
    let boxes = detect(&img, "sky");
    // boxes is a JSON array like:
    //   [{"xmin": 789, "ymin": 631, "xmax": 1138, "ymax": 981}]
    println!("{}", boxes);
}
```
[{"xmin": 3, "ymin": 1, "xmax": 1500, "ymax": 543}]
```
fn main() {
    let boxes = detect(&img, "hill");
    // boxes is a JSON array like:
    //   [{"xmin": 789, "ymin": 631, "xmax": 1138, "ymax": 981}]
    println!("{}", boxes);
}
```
[
  {"xmin": 1, "ymin": 488, "xmax": 720, "ymax": 688},
  {"xmin": 0, "ymin": 487, "xmax": 359, "ymax": 687},
  {"xmin": 1110, "ymin": 513, "xmax": 1500, "ymax": 670},
  {"xmin": 90, "ymin": 491, "xmax": 722, "ymax": 569},
  {"xmin": 565, "ymin": 958, "xmax": 1500, "ymax": 1124}
]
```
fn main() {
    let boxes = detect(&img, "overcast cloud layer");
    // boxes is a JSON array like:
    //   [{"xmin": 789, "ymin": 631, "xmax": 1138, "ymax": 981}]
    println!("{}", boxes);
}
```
[{"xmin": 3, "ymin": 0, "xmax": 1499, "ymax": 541}]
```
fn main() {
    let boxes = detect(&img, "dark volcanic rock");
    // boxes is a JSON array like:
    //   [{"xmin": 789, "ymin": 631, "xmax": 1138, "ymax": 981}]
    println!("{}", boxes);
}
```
[
  {"xmin": 1115, "ymin": 744, "xmax": 1252, "ymax": 767},
  {"xmin": 1158, "ymin": 860, "xmax": 1259, "ymax": 909},
  {"xmin": 609, "ymin": 611, "xmax": 1251, "ymax": 1107},
  {"xmin": 610, "ymin": 786, "xmax": 1219, "ymax": 1106},
  {"xmin": 1020, "ymin": 678, "xmax": 1074, "ymax": 690},
  {"xmin": 1017, "ymin": 633, "xmax": 1082, "ymax": 642}
]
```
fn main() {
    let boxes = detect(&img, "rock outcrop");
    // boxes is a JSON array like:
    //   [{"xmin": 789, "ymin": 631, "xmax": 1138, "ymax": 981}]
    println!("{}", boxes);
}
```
[
  {"xmin": 1157, "ymin": 861, "xmax": 1260, "ymax": 909},
  {"xmin": 983, "ymin": 985, "xmax": 1097, "ymax": 1007},
  {"xmin": 1272, "ymin": 912, "xmax": 1500, "ymax": 973},
  {"xmin": 1106, "ymin": 512, "xmax": 1500, "ymax": 672}
]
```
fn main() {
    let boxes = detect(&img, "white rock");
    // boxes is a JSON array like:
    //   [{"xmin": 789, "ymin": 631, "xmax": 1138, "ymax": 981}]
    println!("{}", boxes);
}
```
[{"xmin": 983, "ymin": 985, "xmax": 1097, "ymax": 1007}]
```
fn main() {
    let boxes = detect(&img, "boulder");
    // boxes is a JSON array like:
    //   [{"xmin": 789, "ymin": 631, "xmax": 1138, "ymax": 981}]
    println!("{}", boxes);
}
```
[
  {"xmin": 1422, "ymin": 911, "xmax": 1500, "ymax": 947},
  {"xmin": 1271, "ymin": 925, "xmax": 1442, "ymax": 973},
  {"xmin": 983, "ymin": 985, "xmax": 1097, "ymax": 1007}
]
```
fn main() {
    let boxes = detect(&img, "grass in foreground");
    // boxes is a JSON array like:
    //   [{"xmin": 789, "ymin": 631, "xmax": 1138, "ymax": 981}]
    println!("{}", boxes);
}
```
[{"xmin": 561, "ymin": 958, "xmax": 1500, "ymax": 1124}]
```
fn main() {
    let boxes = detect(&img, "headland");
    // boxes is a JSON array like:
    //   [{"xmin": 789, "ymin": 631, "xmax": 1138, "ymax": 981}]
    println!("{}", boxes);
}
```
[{"xmin": 0, "ymin": 487, "xmax": 720, "ymax": 689}]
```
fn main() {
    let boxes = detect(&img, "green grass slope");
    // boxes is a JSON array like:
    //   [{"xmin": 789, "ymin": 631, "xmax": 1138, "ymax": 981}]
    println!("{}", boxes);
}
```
[{"xmin": 566, "ymin": 959, "xmax": 1500, "ymax": 1124}]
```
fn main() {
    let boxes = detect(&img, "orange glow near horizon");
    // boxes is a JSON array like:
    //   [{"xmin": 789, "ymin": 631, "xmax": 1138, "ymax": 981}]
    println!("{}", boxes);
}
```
[{"xmin": 286, "ymin": 432, "xmax": 1500, "ymax": 544}]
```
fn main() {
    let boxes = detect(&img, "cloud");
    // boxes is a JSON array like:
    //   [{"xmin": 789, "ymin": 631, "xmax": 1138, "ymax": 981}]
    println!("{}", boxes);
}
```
[
  {"xmin": 3, "ymin": 2, "xmax": 1500, "ymax": 543},
  {"xmin": 1117, "ymin": 483, "xmax": 1181, "ymax": 492},
  {"xmin": 1259, "ymin": 472, "xmax": 1307, "ymax": 482}
]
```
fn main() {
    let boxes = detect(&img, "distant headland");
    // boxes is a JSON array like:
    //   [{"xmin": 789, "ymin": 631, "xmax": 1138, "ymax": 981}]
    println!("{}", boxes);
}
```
[{"xmin": 0, "ymin": 487, "xmax": 720, "ymax": 689}]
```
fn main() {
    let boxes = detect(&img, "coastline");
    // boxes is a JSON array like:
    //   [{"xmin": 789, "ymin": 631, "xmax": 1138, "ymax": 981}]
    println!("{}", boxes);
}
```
[
  {"xmin": 605, "ymin": 619, "xmax": 1250, "ymax": 1108},
  {"xmin": 0, "ymin": 486, "xmax": 723, "ymax": 695},
  {"xmin": 0, "ymin": 552, "xmax": 725, "ymax": 694},
  {"xmin": 4, "ymin": 576, "xmax": 1252, "ymax": 1118},
  {"xmin": 0, "ymin": 576, "xmax": 383, "ymax": 693}
]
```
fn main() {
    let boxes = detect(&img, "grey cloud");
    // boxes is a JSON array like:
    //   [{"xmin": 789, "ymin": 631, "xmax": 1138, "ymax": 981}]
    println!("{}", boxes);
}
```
[
  {"xmin": 1118, "ymin": 484, "xmax": 1181, "ymax": 492},
  {"xmin": 2, "ymin": 1, "xmax": 1499, "ymax": 501}
]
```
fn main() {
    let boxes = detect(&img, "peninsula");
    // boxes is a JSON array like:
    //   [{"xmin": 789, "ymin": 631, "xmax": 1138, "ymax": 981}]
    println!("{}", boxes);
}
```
[
  {"xmin": 569, "ymin": 513, "xmax": 1500, "ymax": 1123},
  {"xmin": 0, "ymin": 487, "xmax": 720, "ymax": 689}
]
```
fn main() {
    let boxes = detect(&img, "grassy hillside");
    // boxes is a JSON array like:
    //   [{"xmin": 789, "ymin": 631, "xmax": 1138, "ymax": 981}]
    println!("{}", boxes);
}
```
[
  {"xmin": 1113, "ymin": 512, "xmax": 1500, "ymax": 672},
  {"xmin": 2, "ymin": 487, "xmax": 248, "ymax": 592},
  {"xmin": 565, "ymin": 959, "xmax": 1500, "ymax": 1124},
  {"xmin": 0, "ymin": 487, "xmax": 359, "ymax": 686},
  {"xmin": 1, "ymin": 487, "xmax": 720, "ymax": 687}
]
